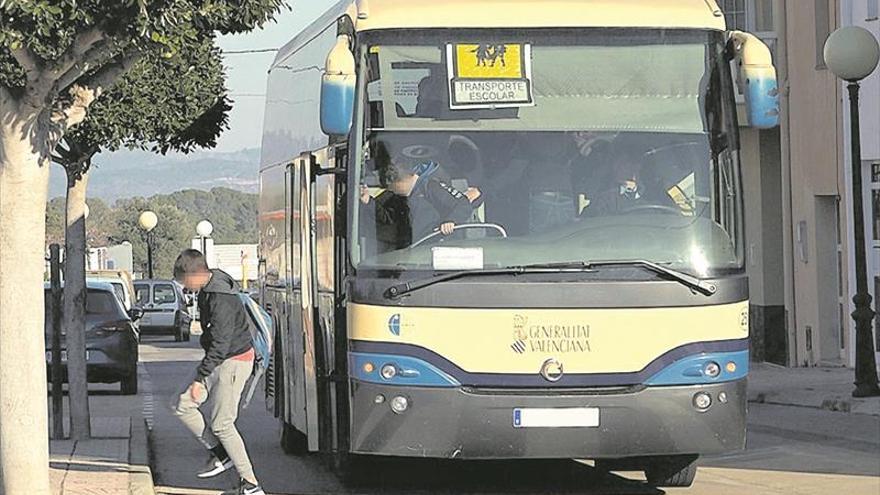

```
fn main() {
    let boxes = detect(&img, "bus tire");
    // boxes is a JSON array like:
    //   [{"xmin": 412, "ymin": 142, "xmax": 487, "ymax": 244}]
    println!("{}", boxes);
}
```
[
  {"xmin": 644, "ymin": 455, "xmax": 698, "ymax": 487},
  {"xmin": 280, "ymin": 422, "xmax": 308, "ymax": 455}
]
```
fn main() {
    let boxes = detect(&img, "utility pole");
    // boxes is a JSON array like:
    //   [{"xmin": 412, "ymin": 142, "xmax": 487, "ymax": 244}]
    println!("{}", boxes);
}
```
[{"xmin": 49, "ymin": 245, "xmax": 64, "ymax": 439}]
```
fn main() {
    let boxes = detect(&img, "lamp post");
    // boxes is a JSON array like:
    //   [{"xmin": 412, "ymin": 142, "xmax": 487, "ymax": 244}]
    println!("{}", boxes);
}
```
[
  {"xmin": 196, "ymin": 220, "xmax": 214, "ymax": 256},
  {"xmin": 138, "ymin": 211, "xmax": 158, "ymax": 279},
  {"xmin": 824, "ymin": 26, "xmax": 880, "ymax": 398}
]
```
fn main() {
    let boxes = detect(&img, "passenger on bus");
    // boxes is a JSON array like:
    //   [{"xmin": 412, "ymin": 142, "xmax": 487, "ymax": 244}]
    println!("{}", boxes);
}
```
[
  {"xmin": 582, "ymin": 147, "xmax": 665, "ymax": 217},
  {"xmin": 362, "ymin": 160, "xmax": 479, "ymax": 244}
]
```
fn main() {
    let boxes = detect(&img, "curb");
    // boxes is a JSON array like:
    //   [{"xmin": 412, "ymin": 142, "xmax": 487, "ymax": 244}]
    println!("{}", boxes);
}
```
[
  {"xmin": 748, "ymin": 393, "xmax": 880, "ymax": 416},
  {"xmin": 129, "ymin": 417, "xmax": 157, "ymax": 495}
]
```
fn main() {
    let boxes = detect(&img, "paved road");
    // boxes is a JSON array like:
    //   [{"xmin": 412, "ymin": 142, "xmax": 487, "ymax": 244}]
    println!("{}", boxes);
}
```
[{"xmin": 140, "ymin": 337, "xmax": 880, "ymax": 495}]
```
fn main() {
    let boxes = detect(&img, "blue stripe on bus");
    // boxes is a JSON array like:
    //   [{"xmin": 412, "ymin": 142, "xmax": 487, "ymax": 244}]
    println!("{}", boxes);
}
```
[
  {"xmin": 644, "ymin": 350, "xmax": 749, "ymax": 386},
  {"xmin": 349, "ymin": 339, "xmax": 749, "ymax": 388},
  {"xmin": 350, "ymin": 352, "xmax": 460, "ymax": 387}
]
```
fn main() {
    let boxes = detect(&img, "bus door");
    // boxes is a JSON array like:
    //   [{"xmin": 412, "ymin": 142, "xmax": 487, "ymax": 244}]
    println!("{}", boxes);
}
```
[
  {"xmin": 301, "ymin": 146, "xmax": 348, "ymax": 453},
  {"xmin": 281, "ymin": 160, "xmax": 308, "ymax": 436}
]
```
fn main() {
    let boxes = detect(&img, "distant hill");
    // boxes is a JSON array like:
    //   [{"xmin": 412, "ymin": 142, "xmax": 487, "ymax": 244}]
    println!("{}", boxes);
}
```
[{"xmin": 48, "ymin": 148, "xmax": 261, "ymax": 202}]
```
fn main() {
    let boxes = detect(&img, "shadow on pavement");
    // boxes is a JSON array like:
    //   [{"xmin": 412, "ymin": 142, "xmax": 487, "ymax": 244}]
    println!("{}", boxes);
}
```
[{"xmin": 339, "ymin": 458, "xmax": 664, "ymax": 494}]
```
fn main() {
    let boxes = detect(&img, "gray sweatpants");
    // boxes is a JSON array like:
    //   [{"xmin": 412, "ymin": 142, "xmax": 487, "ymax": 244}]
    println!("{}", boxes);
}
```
[{"xmin": 174, "ymin": 358, "xmax": 256, "ymax": 482}]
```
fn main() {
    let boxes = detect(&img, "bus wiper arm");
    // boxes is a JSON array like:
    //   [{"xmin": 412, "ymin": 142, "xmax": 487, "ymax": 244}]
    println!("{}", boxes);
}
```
[
  {"xmin": 585, "ymin": 260, "xmax": 717, "ymax": 296},
  {"xmin": 385, "ymin": 263, "xmax": 594, "ymax": 299}
]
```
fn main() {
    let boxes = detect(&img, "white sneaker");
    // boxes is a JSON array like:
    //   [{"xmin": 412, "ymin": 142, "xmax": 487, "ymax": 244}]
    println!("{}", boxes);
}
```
[
  {"xmin": 239, "ymin": 478, "xmax": 266, "ymax": 495},
  {"xmin": 196, "ymin": 455, "xmax": 234, "ymax": 478}
]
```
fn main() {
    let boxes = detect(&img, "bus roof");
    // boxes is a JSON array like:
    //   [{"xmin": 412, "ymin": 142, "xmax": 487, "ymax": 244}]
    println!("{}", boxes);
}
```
[
  {"xmin": 353, "ymin": 0, "xmax": 725, "ymax": 31},
  {"xmin": 274, "ymin": 0, "xmax": 725, "ymax": 68}
]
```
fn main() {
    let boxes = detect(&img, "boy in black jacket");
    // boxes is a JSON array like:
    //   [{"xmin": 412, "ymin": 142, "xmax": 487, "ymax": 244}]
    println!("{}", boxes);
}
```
[{"xmin": 172, "ymin": 249, "xmax": 265, "ymax": 495}]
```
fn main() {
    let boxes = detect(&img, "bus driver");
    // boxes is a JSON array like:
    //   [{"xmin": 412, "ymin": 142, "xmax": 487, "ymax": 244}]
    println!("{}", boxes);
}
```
[{"xmin": 361, "ymin": 160, "xmax": 480, "ymax": 247}]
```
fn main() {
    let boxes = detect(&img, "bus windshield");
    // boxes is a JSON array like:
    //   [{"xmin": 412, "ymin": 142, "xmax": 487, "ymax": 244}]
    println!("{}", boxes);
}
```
[{"xmin": 352, "ymin": 29, "xmax": 742, "ymax": 276}]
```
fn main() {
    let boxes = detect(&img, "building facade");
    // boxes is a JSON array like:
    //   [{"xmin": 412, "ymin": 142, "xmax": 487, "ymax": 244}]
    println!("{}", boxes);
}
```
[{"xmin": 726, "ymin": 0, "xmax": 880, "ymax": 369}]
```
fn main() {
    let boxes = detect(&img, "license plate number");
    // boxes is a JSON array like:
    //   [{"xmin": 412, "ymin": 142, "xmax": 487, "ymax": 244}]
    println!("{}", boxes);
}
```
[{"xmin": 513, "ymin": 407, "xmax": 600, "ymax": 428}]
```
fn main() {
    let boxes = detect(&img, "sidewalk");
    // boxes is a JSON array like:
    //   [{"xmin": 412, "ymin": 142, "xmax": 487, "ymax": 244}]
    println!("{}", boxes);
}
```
[
  {"xmin": 49, "ymin": 416, "xmax": 155, "ymax": 494},
  {"xmin": 749, "ymin": 362, "xmax": 880, "ymax": 416}
]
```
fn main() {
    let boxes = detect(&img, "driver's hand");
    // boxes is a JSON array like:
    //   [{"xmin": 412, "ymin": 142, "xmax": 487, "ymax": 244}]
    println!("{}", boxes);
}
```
[{"xmin": 440, "ymin": 222, "xmax": 455, "ymax": 235}]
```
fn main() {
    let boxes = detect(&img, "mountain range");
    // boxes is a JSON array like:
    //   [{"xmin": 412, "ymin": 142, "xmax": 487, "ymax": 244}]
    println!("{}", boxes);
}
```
[{"xmin": 48, "ymin": 148, "xmax": 261, "ymax": 202}]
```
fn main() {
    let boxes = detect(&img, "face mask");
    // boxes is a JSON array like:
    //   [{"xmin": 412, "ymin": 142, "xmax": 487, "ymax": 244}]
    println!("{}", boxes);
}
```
[{"xmin": 620, "ymin": 181, "xmax": 640, "ymax": 199}]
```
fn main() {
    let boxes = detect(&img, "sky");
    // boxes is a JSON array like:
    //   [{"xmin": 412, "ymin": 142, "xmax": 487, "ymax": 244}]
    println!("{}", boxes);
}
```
[{"xmin": 213, "ymin": 1, "xmax": 337, "ymax": 152}]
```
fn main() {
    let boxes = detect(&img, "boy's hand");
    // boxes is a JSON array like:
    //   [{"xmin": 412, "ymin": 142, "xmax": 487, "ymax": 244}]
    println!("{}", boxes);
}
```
[
  {"xmin": 440, "ymin": 222, "xmax": 455, "ymax": 235},
  {"xmin": 465, "ymin": 187, "xmax": 482, "ymax": 203},
  {"xmin": 190, "ymin": 381, "xmax": 204, "ymax": 401},
  {"xmin": 360, "ymin": 185, "xmax": 371, "ymax": 204}
]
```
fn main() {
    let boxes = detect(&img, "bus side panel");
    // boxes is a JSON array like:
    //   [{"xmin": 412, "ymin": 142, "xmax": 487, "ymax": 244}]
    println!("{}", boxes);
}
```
[
  {"xmin": 259, "ymin": 15, "xmax": 342, "ymax": 450},
  {"xmin": 259, "ymin": 22, "xmax": 337, "ymax": 171}
]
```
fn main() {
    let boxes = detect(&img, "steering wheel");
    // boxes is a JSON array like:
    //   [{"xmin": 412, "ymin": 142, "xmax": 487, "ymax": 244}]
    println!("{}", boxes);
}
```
[
  {"xmin": 619, "ymin": 204, "xmax": 683, "ymax": 215},
  {"xmin": 410, "ymin": 223, "xmax": 508, "ymax": 249}
]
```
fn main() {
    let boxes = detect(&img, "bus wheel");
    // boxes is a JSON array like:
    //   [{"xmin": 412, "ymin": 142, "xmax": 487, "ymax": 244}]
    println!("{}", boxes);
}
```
[
  {"xmin": 644, "ymin": 455, "xmax": 698, "ymax": 487},
  {"xmin": 280, "ymin": 422, "xmax": 308, "ymax": 455}
]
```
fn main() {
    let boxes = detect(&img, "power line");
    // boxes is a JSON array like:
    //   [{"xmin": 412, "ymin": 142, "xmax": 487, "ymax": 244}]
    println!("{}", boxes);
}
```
[{"xmin": 222, "ymin": 48, "xmax": 279, "ymax": 55}]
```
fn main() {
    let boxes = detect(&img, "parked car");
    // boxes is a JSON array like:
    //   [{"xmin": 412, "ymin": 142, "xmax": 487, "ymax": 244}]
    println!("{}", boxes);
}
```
[
  {"xmin": 44, "ymin": 281, "xmax": 142, "ymax": 395},
  {"xmin": 87, "ymin": 270, "xmax": 136, "ymax": 311},
  {"xmin": 133, "ymin": 279, "xmax": 192, "ymax": 342}
]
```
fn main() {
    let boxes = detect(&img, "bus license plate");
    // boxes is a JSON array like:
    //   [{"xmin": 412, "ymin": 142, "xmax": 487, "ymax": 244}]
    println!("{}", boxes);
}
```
[{"xmin": 513, "ymin": 407, "xmax": 600, "ymax": 428}]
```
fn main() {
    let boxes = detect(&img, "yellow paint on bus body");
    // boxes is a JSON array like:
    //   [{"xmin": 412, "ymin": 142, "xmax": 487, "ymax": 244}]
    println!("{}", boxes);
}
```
[
  {"xmin": 346, "ymin": 0, "xmax": 725, "ymax": 32},
  {"xmin": 349, "ymin": 301, "xmax": 749, "ymax": 374}
]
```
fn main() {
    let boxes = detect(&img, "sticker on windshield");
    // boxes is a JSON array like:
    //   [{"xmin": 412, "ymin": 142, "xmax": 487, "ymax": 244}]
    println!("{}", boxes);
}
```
[
  {"xmin": 446, "ymin": 43, "xmax": 534, "ymax": 109},
  {"xmin": 432, "ymin": 247, "xmax": 484, "ymax": 271}
]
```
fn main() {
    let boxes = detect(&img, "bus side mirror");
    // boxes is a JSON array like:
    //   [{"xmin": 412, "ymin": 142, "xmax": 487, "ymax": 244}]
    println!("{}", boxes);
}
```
[
  {"xmin": 731, "ymin": 31, "xmax": 780, "ymax": 129},
  {"xmin": 321, "ymin": 35, "xmax": 356, "ymax": 137}
]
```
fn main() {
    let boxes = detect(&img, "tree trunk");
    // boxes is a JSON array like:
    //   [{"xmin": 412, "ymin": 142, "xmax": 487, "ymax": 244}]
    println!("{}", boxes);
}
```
[
  {"xmin": 64, "ymin": 167, "xmax": 91, "ymax": 439},
  {"xmin": 0, "ymin": 113, "xmax": 52, "ymax": 494}
]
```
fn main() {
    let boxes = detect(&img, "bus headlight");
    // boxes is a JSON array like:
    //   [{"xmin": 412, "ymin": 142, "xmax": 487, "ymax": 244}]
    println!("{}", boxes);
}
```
[
  {"xmin": 390, "ymin": 395, "xmax": 409, "ymax": 414},
  {"xmin": 703, "ymin": 361, "xmax": 721, "ymax": 378},
  {"xmin": 380, "ymin": 364, "xmax": 397, "ymax": 380},
  {"xmin": 693, "ymin": 392, "xmax": 712, "ymax": 411}
]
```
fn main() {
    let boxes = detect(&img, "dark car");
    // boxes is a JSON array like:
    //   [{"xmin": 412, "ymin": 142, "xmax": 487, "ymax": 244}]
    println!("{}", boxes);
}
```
[{"xmin": 44, "ymin": 281, "xmax": 141, "ymax": 395}]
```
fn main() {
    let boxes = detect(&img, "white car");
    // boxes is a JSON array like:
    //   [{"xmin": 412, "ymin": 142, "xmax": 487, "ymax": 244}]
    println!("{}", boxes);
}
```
[{"xmin": 133, "ymin": 279, "xmax": 192, "ymax": 342}]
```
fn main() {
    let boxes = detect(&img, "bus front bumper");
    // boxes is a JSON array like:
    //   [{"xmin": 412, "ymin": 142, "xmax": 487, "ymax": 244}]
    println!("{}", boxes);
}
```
[{"xmin": 350, "ymin": 379, "xmax": 746, "ymax": 459}]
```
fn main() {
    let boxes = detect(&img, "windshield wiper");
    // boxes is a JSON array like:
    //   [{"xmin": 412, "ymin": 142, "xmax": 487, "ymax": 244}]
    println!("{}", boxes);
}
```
[
  {"xmin": 384, "ymin": 262, "xmax": 594, "ymax": 299},
  {"xmin": 585, "ymin": 260, "xmax": 717, "ymax": 296},
  {"xmin": 383, "ymin": 260, "xmax": 715, "ymax": 299}
]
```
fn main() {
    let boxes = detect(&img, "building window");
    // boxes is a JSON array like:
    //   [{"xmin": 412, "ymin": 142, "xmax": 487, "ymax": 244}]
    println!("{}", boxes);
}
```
[
  {"xmin": 721, "ymin": 0, "xmax": 748, "ymax": 31},
  {"xmin": 869, "ymin": 0, "xmax": 879, "ymax": 21}
]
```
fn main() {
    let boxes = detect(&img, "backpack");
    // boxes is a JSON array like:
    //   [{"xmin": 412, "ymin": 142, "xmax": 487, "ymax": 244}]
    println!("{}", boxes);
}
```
[{"xmin": 237, "ymin": 292, "xmax": 274, "ymax": 408}]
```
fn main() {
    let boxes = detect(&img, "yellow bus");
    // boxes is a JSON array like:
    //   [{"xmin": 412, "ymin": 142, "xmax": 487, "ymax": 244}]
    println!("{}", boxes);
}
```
[{"xmin": 258, "ymin": 0, "xmax": 778, "ymax": 487}]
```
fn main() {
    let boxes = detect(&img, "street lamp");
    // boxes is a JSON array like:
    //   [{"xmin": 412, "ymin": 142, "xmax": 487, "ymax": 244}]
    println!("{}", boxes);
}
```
[
  {"xmin": 138, "ymin": 211, "xmax": 158, "ymax": 279},
  {"xmin": 196, "ymin": 220, "xmax": 214, "ymax": 256},
  {"xmin": 824, "ymin": 26, "xmax": 880, "ymax": 398}
]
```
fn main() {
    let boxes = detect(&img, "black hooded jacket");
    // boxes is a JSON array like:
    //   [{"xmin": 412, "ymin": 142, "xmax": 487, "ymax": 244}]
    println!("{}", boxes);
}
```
[{"xmin": 196, "ymin": 269, "xmax": 252, "ymax": 380}]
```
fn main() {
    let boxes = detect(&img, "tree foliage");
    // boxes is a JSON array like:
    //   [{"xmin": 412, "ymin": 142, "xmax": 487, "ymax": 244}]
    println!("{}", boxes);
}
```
[
  {"xmin": 52, "ymin": 36, "xmax": 232, "ymax": 180},
  {"xmin": 45, "ymin": 187, "xmax": 258, "ymax": 278},
  {"xmin": 0, "ymin": 0, "xmax": 284, "ymax": 150}
]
